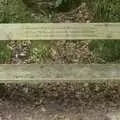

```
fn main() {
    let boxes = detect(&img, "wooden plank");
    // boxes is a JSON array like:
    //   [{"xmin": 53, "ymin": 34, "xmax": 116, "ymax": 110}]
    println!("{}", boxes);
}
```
[
  {"xmin": 0, "ymin": 23, "xmax": 120, "ymax": 40},
  {"xmin": 0, "ymin": 64, "xmax": 120, "ymax": 83}
]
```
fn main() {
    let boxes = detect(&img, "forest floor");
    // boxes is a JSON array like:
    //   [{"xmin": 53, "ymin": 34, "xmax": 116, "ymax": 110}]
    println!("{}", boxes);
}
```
[{"xmin": 0, "ymin": 0, "xmax": 120, "ymax": 120}]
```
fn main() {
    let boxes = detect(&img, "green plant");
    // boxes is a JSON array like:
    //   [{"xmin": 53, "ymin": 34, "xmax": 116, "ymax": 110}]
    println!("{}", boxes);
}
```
[
  {"xmin": 7, "ymin": 0, "xmax": 33, "ymax": 23},
  {"xmin": 89, "ymin": 40, "xmax": 120, "ymax": 62},
  {"xmin": 30, "ymin": 41, "xmax": 51, "ymax": 62},
  {"xmin": 0, "ymin": 0, "xmax": 8, "ymax": 23},
  {"xmin": 2, "ymin": 0, "xmax": 52, "ymax": 23},
  {"xmin": 93, "ymin": 0, "xmax": 120, "ymax": 22},
  {"xmin": 0, "ymin": 41, "xmax": 11, "ymax": 63},
  {"xmin": 88, "ymin": 0, "xmax": 120, "ymax": 62},
  {"xmin": 0, "ymin": 0, "xmax": 36, "ymax": 23}
]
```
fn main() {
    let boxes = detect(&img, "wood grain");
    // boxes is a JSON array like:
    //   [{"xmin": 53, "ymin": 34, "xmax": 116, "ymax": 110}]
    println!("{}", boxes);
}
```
[
  {"xmin": 0, "ymin": 64, "xmax": 120, "ymax": 83},
  {"xmin": 0, "ymin": 23, "xmax": 120, "ymax": 40}
]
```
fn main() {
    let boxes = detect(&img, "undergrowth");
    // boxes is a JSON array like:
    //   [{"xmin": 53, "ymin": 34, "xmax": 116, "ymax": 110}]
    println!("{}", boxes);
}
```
[
  {"xmin": 88, "ymin": 0, "xmax": 120, "ymax": 63},
  {"xmin": 30, "ymin": 41, "xmax": 51, "ymax": 63},
  {"xmin": 0, "ymin": 41, "xmax": 11, "ymax": 63}
]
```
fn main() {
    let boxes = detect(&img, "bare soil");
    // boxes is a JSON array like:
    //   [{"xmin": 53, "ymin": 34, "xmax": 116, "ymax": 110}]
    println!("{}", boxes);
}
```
[{"xmin": 0, "ymin": 83, "xmax": 120, "ymax": 120}]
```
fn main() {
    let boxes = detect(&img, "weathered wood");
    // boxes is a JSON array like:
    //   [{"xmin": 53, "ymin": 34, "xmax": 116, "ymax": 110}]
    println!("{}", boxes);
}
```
[
  {"xmin": 0, "ymin": 23, "xmax": 120, "ymax": 40},
  {"xmin": 0, "ymin": 64, "xmax": 120, "ymax": 83}
]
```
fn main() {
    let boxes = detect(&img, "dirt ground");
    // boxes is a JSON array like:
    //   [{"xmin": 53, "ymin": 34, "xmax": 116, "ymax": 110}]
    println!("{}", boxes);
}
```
[
  {"xmin": 0, "ymin": 83, "xmax": 120, "ymax": 120},
  {"xmin": 0, "ymin": 100, "xmax": 109, "ymax": 120}
]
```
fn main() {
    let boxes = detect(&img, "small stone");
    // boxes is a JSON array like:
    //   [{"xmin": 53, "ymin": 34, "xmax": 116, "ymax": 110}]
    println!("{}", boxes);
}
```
[
  {"xmin": 51, "ymin": 48, "xmax": 57, "ymax": 57},
  {"xmin": 41, "ymin": 106, "xmax": 46, "ymax": 112},
  {"xmin": 86, "ymin": 20, "xmax": 91, "ymax": 23},
  {"xmin": 20, "ymin": 53, "xmax": 26, "ymax": 57},
  {"xmin": 23, "ymin": 87, "xmax": 29, "ymax": 93},
  {"xmin": 95, "ymin": 85, "xmax": 100, "ymax": 91}
]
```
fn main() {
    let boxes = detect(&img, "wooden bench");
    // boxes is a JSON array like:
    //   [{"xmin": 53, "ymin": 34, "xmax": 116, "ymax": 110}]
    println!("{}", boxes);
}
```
[{"xmin": 0, "ymin": 23, "xmax": 120, "ymax": 83}]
